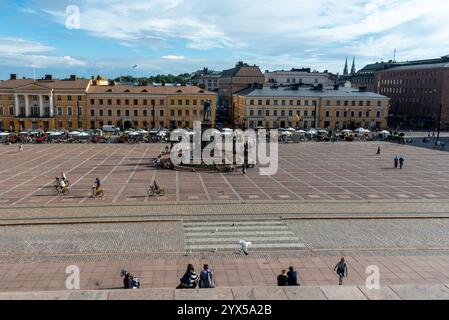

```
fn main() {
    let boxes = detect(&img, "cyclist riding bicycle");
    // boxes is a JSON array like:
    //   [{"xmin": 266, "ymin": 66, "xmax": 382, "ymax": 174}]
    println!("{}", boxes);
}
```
[
  {"xmin": 94, "ymin": 178, "xmax": 101, "ymax": 191},
  {"xmin": 152, "ymin": 180, "xmax": 160, "ymax": 191},
  {"xmin": 58, "ymin": 177, "xmax": 66, "ymax": 193}
]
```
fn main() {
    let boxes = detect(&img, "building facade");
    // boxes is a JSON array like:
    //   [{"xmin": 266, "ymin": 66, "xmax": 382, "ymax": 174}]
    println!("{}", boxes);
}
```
[
  {"xmin": 232, "ymin": 85, "xmax": 390, "ymax": 130},
  {"xmin": 374, "ymin": 58, "xmax": 449, "ymax": 129},
  {"xmin": 189, "ymin": 68, "xmax": 221, "ymax": 92},
  {"xmin": 351, "ymin": 61, "xmax": 397, "ymax": 92},
  {"xmin": 87, "ymin": 85, "xmax": 217, "ymax": 130},
  {"xmin": 0, "ymin": 74, "xmax": 89, "ymax": 131},
  {"xmin": 265, "ymin": 68, "xmax": 333, "ymax": 87},
  {"xmin": 0, "ymin": 74, "xmax": 217, "ymax": 131},
  {"xmin": 218, "ymin": 62, "xmax": 265, "ymax": 108}
]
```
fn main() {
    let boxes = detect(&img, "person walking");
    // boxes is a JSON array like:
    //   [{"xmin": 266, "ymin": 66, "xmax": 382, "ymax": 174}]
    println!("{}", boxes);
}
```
[
  {"xmin": 199, "ymin": 264, "xmax": 216, "ymax": 288},
  {"xmin": 399, "ymin": 156, "xmax": 404, "ymax": 169},
  {"xmin": 394, "ymin": 156, "xmax": 399, "ymax": 169},
  {"xmin": 277, "ymin": 270, "xmax": 289, "ymax": 286},
  {"xmin": 242, "ymin": 164, "xmax": 247, "ymax": 175},
  {"xmin": 334, "ymin": 258, "xmax": 348, "ymax": 286},
  {"xmin": 287, "ymin": 266, "xmax": 299, "ymax": 286},
  {"xmin": 376, "ymin": 146, "xmax": 381, "ymax": 156},
  {"xmin": 19, "ymin": 144, "xmax": 23, "ymax": 152}
]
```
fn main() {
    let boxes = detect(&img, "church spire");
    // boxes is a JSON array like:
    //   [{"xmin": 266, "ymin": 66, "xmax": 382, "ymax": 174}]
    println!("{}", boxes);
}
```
[
  {"xmin": 343, "ymin": 57, "xmax": 348, "ymax": 76},
  {"xmin": 351, "ymin": 57, "xmax": 356, "ymax": 75}
]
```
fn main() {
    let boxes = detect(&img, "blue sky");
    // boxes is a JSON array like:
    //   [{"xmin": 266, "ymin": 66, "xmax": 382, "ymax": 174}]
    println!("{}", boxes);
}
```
[{"xmin": 1, "ymin": 0, "xmax": 448, "ymax": 79}]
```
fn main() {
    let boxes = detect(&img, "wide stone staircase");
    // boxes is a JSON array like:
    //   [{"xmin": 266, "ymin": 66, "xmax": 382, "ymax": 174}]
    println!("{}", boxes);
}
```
[{"xmin": 2, "ymin": 284, "xmax": 449, "ymax": 300}]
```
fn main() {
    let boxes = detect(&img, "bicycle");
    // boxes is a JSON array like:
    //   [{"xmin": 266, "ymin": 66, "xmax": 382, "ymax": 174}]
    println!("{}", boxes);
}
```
[
  {"xmin": 148, "ymin": 185, "xmax": 165, "ymax": 196},
  {"xmin": 53, "ymin": 186, "xmax": 69, "ymax": 196},
  {"xmin": 91, "ymin": 185, "xmax": 104, "ymax": 198}
]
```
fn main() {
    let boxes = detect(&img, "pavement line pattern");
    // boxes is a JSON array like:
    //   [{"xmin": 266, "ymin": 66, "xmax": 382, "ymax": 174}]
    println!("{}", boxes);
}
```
[
  {"xmin": 46, "ymin": 145, "xmax": 125, "ymax": 205},
  {"xmin": 220, "ymin": 173, "xmax": 243, "ymax": 201},
  {"xmin": 113, "ymin": 145, "xmax": 150, "ymax": 203},
  {"xmin": 0, "ymin": 145, "xmax": 84, "ymax": 187},
  {"xmin": 78, "ymin": 145, "xmax": 139, "ymax": 204},
  {"xmin": 0, "ymin": 145, "xmax": 54, "ymax": 174},
  {"xmin": 175, "ymin": 171, "xmax": 180, "ymax": 203},
  {"xmin": 197, "ymin": 172, "xmax": 212, "ymax": 202},
  {"xmin": 243, "ymin": 173, "xmax": 274, "ymax": 201},
  {"xmin": 184, "ymin": 220, "xmax": 306, "ymax": 251},
  {"xmin": 9, "ymin": 145, "xmax": 92, "ymax": 204},
  {"xmin": 144, "ymin": 146, "xmax": 165, "ymax": 203}
]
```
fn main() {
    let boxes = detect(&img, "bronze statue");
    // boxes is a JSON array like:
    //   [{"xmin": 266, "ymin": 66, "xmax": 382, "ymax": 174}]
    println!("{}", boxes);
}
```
[{"xmin": 203, "ymin": 100, "xmax": 212, "ymax": 122}]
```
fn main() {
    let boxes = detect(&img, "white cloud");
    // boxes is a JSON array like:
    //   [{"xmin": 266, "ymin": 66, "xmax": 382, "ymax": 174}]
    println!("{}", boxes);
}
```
[
  {"xmin": 22, "ymin": 0, "xmax": 449, "ymax": 73},
  {"xmin": 0, "ymin": 37, "xmax": 87, "ymax": 69},
  {"xmin": 162, "ymin": 55, "xmax": 185, "ymax": 60},
  {"xmin": 0, "ymin": 37, "xmax": 54, "ymax": 54}
]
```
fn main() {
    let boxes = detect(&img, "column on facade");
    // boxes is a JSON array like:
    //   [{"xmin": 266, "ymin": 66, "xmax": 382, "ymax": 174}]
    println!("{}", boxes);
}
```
[
  {"xmin": 49, "ymin": 94, "xmax": 54, "ymax": 117},
  {"xmin": 24, "ymin": 94, "xmax": 30, "ymax": 117},
  {"xmin": 14, "ymin": 94, "xmax": 19, "ymax": 117},
  {"xmin": 39, "ymin": 95, "xmax": 44, "ymax": 117}
]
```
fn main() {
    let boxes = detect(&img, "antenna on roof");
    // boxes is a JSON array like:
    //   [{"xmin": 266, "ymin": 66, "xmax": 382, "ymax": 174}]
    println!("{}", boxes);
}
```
[{"xmin": 393, "ymin": 48, "xmax": 397, "ymax": 62}]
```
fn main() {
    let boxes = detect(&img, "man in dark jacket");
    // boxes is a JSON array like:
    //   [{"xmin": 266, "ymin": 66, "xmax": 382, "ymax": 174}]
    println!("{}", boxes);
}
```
[
  {"xmin": 287, "ymin": 266, "xmax": 299, "ymax": 286},
  {"xmin": 199, "ymin": 264, "xmax": 215, "ymax": 288}
]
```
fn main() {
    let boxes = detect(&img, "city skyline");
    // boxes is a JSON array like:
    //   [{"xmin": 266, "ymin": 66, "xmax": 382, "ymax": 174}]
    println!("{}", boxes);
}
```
[{"xmin": 1, "ymin": 0, "xmax": 449, "ymax": 79}]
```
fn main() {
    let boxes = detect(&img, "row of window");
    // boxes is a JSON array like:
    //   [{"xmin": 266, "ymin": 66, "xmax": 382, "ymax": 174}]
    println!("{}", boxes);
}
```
[
  {"xmin": 382, "ymin": 71, "xmax": 439, "ymax": 78},
  {"xmin": 248, "ymin": 99, "xmax": 383, "ymax": 107},
  {"xmin": 380, "ymin": 87, "xmax": 437, "ymax": 95},
  {"xmin": 248, "ymin": 109, "xmax": 382, "ymax": 118},
  {"xmin": 87, "ymin": 109, "xmax": 206, "ymax": 117},
  {"xmin": 0, "ymin": 106, "xmax": 209, "ymax": 118},
  {"xmin": 56, "ymin": 96, "xmax": 83, "ymax": 101},
  {"xmin": 380, "ymin": 78, "xmax": 437, "ymax": 86},
  {"xmin": 89, "ymin": 98, "xmax": 209, "ymax": 106},
  {"xmin": 249, "ymin": 110, "xmax": 314, "ymax": 117},
  {"xmin": 247, "ymin": 120, "xmax": 382, "ymax": 130}
]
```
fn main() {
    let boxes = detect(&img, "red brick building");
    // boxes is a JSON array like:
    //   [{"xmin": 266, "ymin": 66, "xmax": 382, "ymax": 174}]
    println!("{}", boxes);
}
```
[{"xmin": 375, "ymin": 57, "xmax": 449, "ymax": 129}]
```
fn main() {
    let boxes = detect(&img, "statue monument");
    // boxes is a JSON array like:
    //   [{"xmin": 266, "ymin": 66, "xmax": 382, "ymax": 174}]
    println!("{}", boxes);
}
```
[{"xmin": 203, "ymin": 99, "xmax": 212, "ymax": 122}]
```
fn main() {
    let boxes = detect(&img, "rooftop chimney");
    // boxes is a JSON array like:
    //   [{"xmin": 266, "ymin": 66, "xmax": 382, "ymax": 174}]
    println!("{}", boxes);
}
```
[
  {"xmin": 70, "ymin": 75, "xmax": 77, "ymax": 81},
  {"xmin": 10, "ymin": 74, "xmax": 17, "ymax": 80}
]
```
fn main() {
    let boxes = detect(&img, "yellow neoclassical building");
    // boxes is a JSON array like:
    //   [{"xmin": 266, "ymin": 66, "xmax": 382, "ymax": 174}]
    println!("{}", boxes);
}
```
[
  {"xmin": 232, "ymin": 85, "xmax": 390, "ymax": 130},
  {"xmin": 0, "ymin": 74, "xmax": 217, "ymax": 131}
]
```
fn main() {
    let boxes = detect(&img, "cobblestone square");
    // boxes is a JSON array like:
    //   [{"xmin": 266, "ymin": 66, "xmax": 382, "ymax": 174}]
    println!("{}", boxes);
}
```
[{"xmin": 1, "ymin": 141, "xmax": 449, "ymax": 208}]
